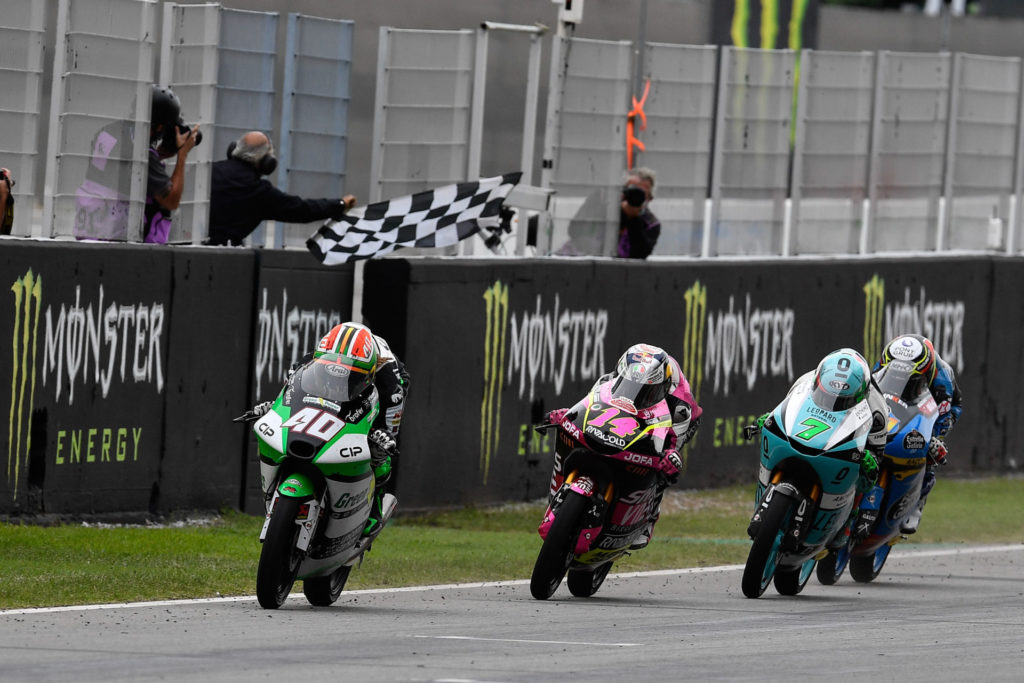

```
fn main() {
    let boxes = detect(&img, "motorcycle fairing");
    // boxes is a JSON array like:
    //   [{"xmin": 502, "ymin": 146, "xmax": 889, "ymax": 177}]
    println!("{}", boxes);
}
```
[
  {"xmin": 565, "ymin": 383, "xmax": 670, "ymax": 458},
  {"xmin": 852, "ymin": 372, "xmax": 936, "ymax": 551},
  {"xmin": 781, "ymin": 379, "xmax": 871, "ymax": 454}
]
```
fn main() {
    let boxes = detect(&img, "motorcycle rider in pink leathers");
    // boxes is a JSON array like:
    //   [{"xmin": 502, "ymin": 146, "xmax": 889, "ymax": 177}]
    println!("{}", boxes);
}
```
[{"xmin": 546, "ymin": 343, "xmax": 702, "ymax": 549}]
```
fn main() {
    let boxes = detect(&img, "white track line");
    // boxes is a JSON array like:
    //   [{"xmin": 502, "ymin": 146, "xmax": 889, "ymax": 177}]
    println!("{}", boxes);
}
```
[
  {"xmin": 2, "ymin": 543, "xmax": 1020, "ymax": 616},
  {"xmin": 413, "ymin": 635, "xmax": 640, "ymax": 647}
]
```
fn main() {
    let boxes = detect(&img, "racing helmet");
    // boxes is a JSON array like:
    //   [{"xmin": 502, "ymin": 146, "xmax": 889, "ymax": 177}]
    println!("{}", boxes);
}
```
[
  {"xmin": 300, "ymin": 353, "xmax": 374, "ymax": 405},
  {"xmin": 610, "ymin": 343, "xmax": 674, "ymax": 409},
  {"xmin": 878, "ymin": 334, "xmax": 936, "ymax": 400},
  {"xmin": 315, "ymin": 322, "xmax": 379, "ymax": 375},
  {"xmin": 812, "ymin": 348, "xmax": 871, "ymax": 412},
  {"xmin": 150, "ymin": 85, "xmax": 181, "ymax": 129}
]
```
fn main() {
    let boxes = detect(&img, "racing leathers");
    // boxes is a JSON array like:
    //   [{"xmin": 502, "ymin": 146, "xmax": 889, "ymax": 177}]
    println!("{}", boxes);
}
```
[
  {"xmin": 547, "ymin": 354, "xmax": 702, "ymax": 549},
  {"xmin": 875, "ymin": 353, "xmax": 962, "ymax": 534}
]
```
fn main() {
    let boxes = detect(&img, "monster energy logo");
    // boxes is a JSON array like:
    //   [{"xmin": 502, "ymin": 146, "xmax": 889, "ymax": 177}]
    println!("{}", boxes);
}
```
[
  {"xmin": 682, "ymin": 281, "xmax": 707, "ymax": 408},
  {"xmin": 861, "ymin": 275, "xmax": 965, "ymax": 372},
  {"xmin": 863, "ymin": 274, "xmax": 885, "ymax": 364},
  {"xmin": 481, "ymin": 280, "xmax": 509, "ymax": 485},
  {"xmin": 9, "ymin": 270, "xmax": 42, "ymax": 502},
  {"xmin": 681, "ymin": 281, "xmax": 707, "ymax": 459}
]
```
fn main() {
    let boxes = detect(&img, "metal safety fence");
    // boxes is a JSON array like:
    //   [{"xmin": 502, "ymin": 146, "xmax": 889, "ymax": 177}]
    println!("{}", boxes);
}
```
[{"xmin": 2, "ymin": 3, "xmax": 1024, "ymax": 258}]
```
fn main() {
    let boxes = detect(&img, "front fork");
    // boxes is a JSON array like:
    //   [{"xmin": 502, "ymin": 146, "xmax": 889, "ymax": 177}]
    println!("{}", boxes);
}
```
[
  {"xmin": 260, "ymin": 475, "xmax": 323, "ymax": 553},
  {"xmin": 539, "ymin": 471, "xmax": 613, "ymax": 554},
  {"xmin": 748, "ymin": 472, "xmax": 820, "ymax": 551}
]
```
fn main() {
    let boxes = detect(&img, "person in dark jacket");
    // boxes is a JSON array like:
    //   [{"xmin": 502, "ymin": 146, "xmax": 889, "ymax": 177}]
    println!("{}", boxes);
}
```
[
  {"xmin": 616, "ymin": 167, "xmax": 660, "ymax": 259},
  {"xmin": 206, "ymin": 131, "xmax": 355, "ymax": 245}
]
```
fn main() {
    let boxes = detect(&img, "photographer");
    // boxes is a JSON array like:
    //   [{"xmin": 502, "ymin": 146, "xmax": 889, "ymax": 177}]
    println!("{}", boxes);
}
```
[
  {"xmin": 146, "ymin": 84, "xmax": 201, "ymax": 244},
  {"xmin": 206, "ymin": 131, "xmax": 355, "ymax": 246},
  {"xmin": 1, "ymin": 167, "xmax": 13, "ymax": 236},
  {"xmin": 616, "ymin": 167, "xmax": 660, "ymax": 259}
]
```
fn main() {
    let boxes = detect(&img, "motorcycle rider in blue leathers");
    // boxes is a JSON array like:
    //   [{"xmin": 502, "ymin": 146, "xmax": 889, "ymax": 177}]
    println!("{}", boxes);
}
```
[{"xmin": 874, "ymin": 334, "xmax": 963, "ymax": 534}]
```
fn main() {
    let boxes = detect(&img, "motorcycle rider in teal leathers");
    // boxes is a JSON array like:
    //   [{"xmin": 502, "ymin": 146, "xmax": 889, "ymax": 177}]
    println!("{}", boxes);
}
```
[{"xmin": 748, "ymin": 349, "xmax": 888, "ymax": 543}]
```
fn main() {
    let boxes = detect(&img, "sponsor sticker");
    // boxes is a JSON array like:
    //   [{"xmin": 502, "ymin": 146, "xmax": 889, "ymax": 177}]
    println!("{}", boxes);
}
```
[
  {"xmin": 610, "ymin": 397, "xmax": 637, "ymax": 415},
  {"xmin": 903, "ymin": 430, "xmax": 926, "ymax": 451}
]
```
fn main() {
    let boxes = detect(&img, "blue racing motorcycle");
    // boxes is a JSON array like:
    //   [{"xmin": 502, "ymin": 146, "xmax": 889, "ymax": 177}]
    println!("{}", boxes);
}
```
[{"xmin": 845, "ymin": 360, "xmax": 935, "ymax": 582}]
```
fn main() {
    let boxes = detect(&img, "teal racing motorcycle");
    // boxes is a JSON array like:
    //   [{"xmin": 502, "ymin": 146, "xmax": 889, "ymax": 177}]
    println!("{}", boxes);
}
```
[
  {"xmin": 741, "ymin": 350, "xmax": 875, "ymax": 598},
  {"xmin": 236, "ymin": 352, "xmax": 396, "ymax": 609}
]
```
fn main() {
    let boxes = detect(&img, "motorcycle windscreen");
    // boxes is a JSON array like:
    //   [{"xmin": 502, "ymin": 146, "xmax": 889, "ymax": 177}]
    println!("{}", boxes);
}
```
[
  {"xmin": 298, "ymin": 353, "xmax": 373, "ymax": 406},
  {"xmin": 608, "ymin": 375, "xmax": 668, "ymax": 411},
  {"xmin": 874, "ymin": 362, "xmax": 929, "ymax": 404}
]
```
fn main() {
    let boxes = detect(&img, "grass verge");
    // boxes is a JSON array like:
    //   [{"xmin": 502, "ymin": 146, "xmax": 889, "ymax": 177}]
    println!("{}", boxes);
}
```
[{"xmin": 0, "ymin": 477, "xmax": 1020, "ymax": 609}]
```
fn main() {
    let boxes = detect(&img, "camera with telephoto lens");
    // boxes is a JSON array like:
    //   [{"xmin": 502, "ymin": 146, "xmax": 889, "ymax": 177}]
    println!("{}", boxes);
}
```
[
  {"xmin": 160, "ymin": 117, "xmax": 202, "ymax": 155},
  {"xmin": 622, "ymin": 184, "xmax": 647, "ymax": 208}
]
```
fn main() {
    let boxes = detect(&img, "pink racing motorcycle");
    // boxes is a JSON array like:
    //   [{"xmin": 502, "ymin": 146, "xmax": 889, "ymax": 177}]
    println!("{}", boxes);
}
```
[{"xmin": 530, "ymin": 380, "xmax": 675, "ymax": 600}]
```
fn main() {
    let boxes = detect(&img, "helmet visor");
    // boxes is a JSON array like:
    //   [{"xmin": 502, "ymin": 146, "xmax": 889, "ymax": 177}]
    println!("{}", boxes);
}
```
[
  {"xmin": 876, "ymin": 362, "xmax": 928, "ymax": 404},
  {"xmin": 609, "ymin": 375, "xmax": 668, "ymax": 409},
  {"xmin": 811, "ymin": 386, "xmax": 861, "ymax": 412},
  {"xmin": 299, "ymin": 354, "xmax": 373, "ymax": 405}
]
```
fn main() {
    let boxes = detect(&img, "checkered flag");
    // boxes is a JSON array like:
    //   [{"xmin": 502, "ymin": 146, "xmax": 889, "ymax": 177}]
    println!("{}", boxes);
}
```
[{"xmin": 307, "ymin": 172, "xmax": 522, "ymax": 265}]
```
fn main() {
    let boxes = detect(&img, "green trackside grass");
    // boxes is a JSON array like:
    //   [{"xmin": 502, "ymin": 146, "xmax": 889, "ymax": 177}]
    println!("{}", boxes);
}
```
[{"xmin": 0, "ymin": 477, "xmax": 1021, "ymax": 610}]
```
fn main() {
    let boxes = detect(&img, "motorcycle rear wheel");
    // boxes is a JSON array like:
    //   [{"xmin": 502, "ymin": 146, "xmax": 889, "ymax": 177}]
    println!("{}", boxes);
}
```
[
  {"xmin": 850, "ymin": 543, "xmax": 891, "ymax": 582},
  {"xmin": 774, "ymin": 557, "xmax": 815, "ymax": 595},
  {"xmin": 303, "ymin": 565, "xmax": 352, "ymax": 607},
  {"xmin": 816, "ymin": 544, "xmax": 851, "ymax": 586},
  {"xmin": 530, "ymin": 489, "xmax": 588, "ymax": 600},
  {"xmin": 256, "ymin": 495, "xmax": 306, "ymax": 609},
  {"xmin": 741, "ymin": 492, "xmax": 794, "ymax": 599},
  {"xmin": 567, "ymin": 562, "xmax": 612, "ymax": 598}
]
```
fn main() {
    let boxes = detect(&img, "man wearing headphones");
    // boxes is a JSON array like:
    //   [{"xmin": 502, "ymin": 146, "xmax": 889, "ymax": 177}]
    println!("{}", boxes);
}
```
[{"xmin": 206, "ymin": 131, "xmax": 356, "ymax": 246}]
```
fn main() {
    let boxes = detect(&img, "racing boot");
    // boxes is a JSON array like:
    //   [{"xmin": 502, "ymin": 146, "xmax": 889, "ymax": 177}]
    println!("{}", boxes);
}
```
[
  {"xmin": 900, "ymin": 495, "xmax": 927, "ymax": 535},
  {"xmin": 902, "ymin": 464, "xmax": 937, "ymax": 535},
  {"xmin": 363, "ymin": 457, "xmax": 393, "ymax": 538}
]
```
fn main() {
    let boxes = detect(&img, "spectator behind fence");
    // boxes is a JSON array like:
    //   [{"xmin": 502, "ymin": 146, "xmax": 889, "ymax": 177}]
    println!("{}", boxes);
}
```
[
  {"xmin": 1, "ymin": 167, "xmax": 14, "ymax": 235},
  {"xmin": 206, "ymin": 131, "xmax": 355, "ymax": 246},
  {"xmin": 146, "ymin": 84, "xmax": 201, "ymax": 244},
  {"xmin": 616, "ymin": 167, "xmax": 660, "ymax": 259}
]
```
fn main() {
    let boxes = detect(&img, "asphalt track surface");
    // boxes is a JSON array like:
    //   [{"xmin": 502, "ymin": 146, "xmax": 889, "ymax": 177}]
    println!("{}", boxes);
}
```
[{"xmin": 1, "ymin": 544, "xmax": 1021, "ymax": 682}]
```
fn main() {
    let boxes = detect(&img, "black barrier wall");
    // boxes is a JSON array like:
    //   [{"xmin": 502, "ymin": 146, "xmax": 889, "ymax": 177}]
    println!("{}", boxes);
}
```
[
  {"xmin": 364, "ymin": 256, "xmax": 1001, "ymax": 510},
  {"xmin": 1, "ymin": 245, "xmax": 1016, "ymax": 515},
  {"xmin": 0, "ymin": 242, "xmax": 354, "ymax": 516},
  {"xmin": 3, "ymin": 242, "xmax": 175, "ymax": 513}
]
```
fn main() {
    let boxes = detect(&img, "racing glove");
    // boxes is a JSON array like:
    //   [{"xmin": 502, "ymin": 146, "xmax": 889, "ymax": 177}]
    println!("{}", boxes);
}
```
[
  {"xmin": 855, "ymin": 451, "xmax": 879, "ymax": 494},
  {"xmin": 547, "ymin": 408, "xmax": 568, "ymax": 425},
  {"xmin": 252, "ymin": 401, "xmax": 272, "ymax": 417},
  {"xmin": 928, "ymin": 437, "xmax": 948, "ymax": 467},
  {"xmin": 368, "ymin": 428, "xmax": 397, "ymax": 459},
  {"xmin": 743, "ymin": 412, "xmax": 770, "ymax": 441},
  {"xmin": 659, "ymin": 449, "xmax": 684, "ymax": 487}
]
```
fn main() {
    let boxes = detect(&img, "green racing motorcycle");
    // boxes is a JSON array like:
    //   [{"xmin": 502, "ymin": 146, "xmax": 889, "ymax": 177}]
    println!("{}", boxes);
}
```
[{"xmin": 236, "ymin": 352, "xmax": 397, "ymax": 609}]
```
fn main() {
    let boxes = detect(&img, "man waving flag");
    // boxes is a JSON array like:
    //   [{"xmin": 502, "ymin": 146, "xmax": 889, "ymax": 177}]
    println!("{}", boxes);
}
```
[{"xmin": 307, "ymin": 172, "xmax": 521, "ymax": 265}]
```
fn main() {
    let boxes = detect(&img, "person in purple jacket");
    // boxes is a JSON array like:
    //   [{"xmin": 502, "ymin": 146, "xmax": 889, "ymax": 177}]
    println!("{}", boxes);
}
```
[{"xmin": 616, "ymin": 167, "xmax": 660, "ymax": 259}]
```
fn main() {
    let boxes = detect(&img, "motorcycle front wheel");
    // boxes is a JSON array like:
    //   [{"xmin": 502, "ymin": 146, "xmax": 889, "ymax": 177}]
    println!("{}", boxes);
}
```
[
  {"xmin": 816, "ymin": 543, "xmax": 851, "ymax": 586},
  {"xmin": 256, "ymin": 495, "xmax": 306, "ymax": 609},
  {"xmin": 850, "ymin": 543, "xmax": 891, "ymax": 583},
  {"xmin": 741, "ymin": 492, "xmax": 794, "ymax": 599},
  {"xmin": 567, "ymin": 562, "xmax": 612, "ymax": 598},
  {"xmin": 303, "ymin": 565, "xmax": 352, "ymax": 607},
  {"xmin": 530, "ymin": 489, "xmax": 588, "ymax": 600},
  {"xmin": 774, "ymin": 557, "xmax": 815, "ymax": 595}
]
